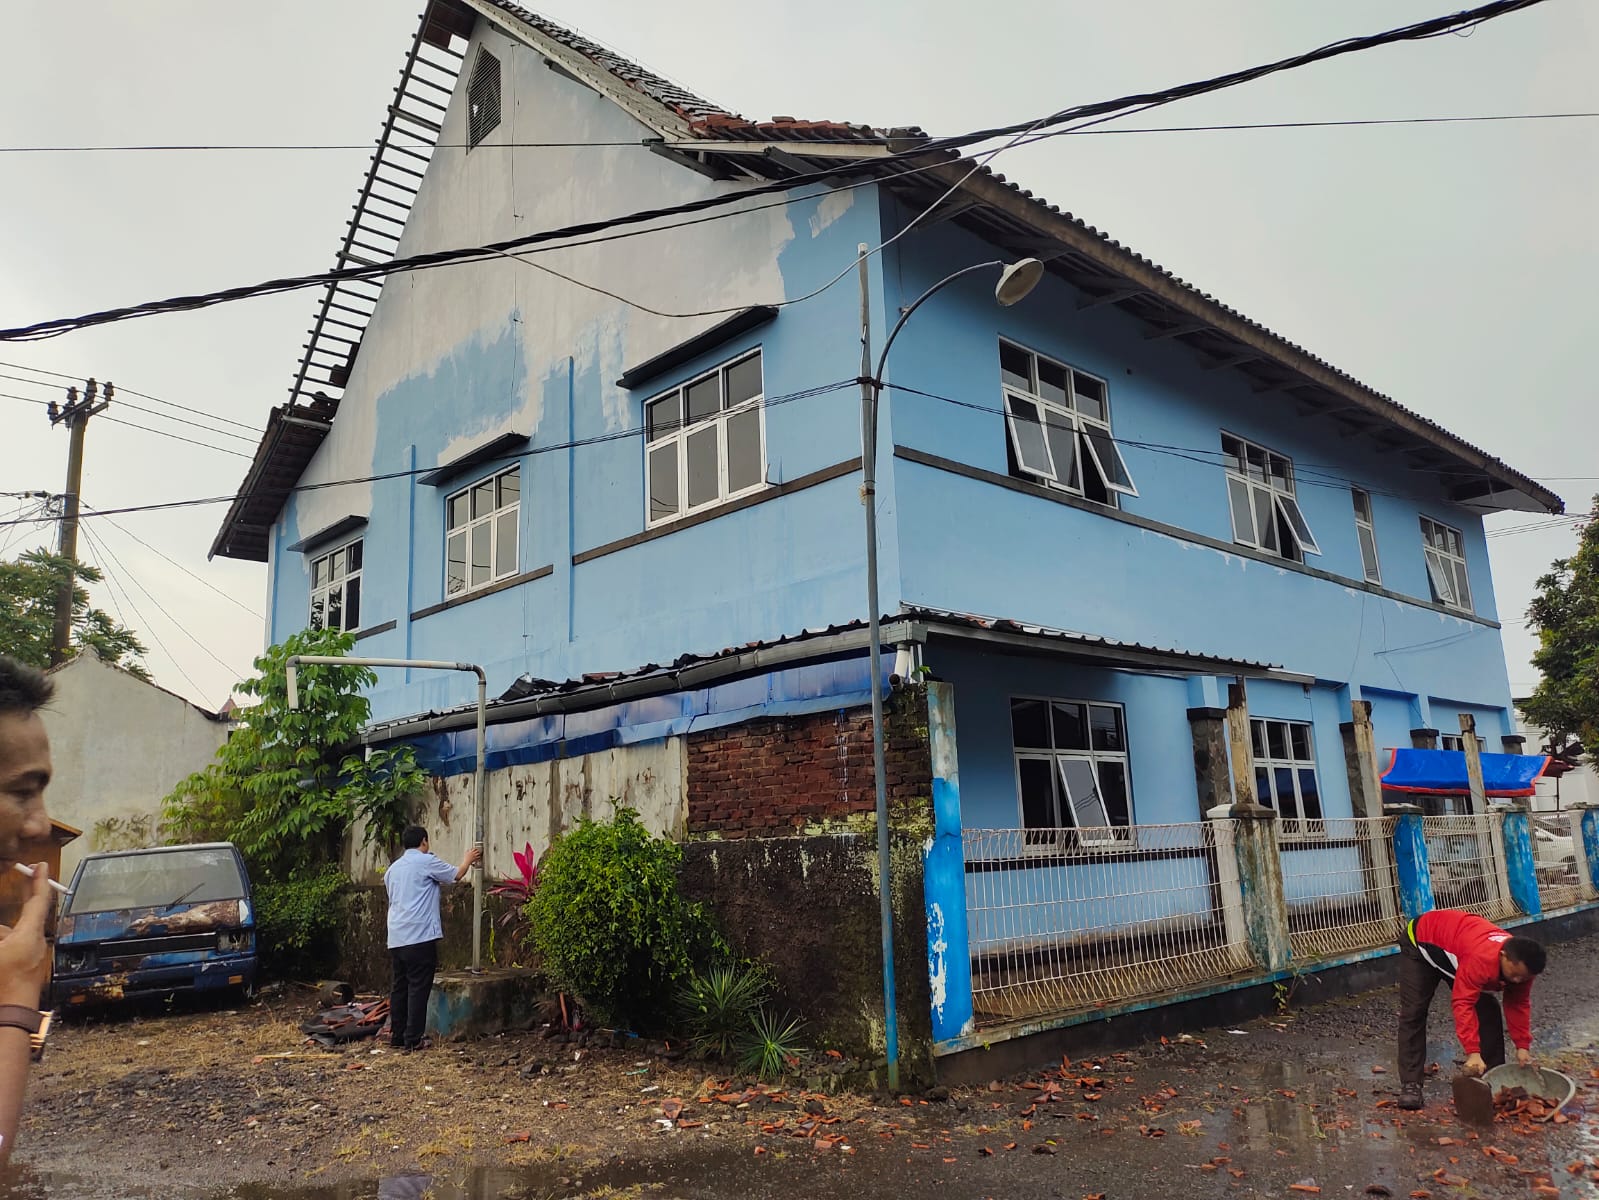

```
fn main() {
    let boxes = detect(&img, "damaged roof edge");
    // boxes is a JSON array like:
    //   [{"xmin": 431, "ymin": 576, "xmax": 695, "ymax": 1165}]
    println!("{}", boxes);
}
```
[{"xmin": 361, "ymin": 611, "xmax": 1297, "ymax": 744}]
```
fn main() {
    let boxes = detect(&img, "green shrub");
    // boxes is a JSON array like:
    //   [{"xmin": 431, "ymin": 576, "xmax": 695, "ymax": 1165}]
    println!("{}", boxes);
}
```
[
  {"xmin": 676, "ymin": 963, "xmax": 770, "ymax": 1060},
  {"xmin": 529, "ymin": 808, "xmax": 721, "ymax": 1027},
  {"xmin": 738, "ymin": 1008, "xmax": 807, "ymax": 1080},
  {"xmin": 254, "ymin": 867, "xmax": 348, "ymax": 980}
]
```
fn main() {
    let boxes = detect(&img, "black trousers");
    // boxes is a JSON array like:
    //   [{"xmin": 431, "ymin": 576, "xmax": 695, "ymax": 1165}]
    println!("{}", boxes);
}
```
[
  {"xmin": 1397, "ymin": 935, "xmax": 1505, "ymax": 1085},
  {"xmin": 389, "ymin": 940, "xmax": 439, "ymax": 1048}
]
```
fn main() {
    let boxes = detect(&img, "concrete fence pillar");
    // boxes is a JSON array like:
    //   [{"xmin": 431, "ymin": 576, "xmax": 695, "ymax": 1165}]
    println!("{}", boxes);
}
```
[
  {"xmin": 1573, "ymin": 803, "xmax": 1599, "ymax": 903},
  {"xmin": 1206, "ymin": 804, "xmax": 1249, "ymax": 954},
  {"xmin": 1500, "ymin": 805, "xmax": 1540, "ymax": 917},
  {"xmin": 921, "ymin": 682, "xmax": 974, "ymax": 1045},
  {"xmin": 1341, "ymin": 699, "xmax": 1398, "ymax": 924},
  {"xmin": 1486, "ymin": 803, "xmax": 1516, "ymax": 915},
  {"xmin": 1226, "ymin": 802, "xmax": 1290, "ymax": 972},
  {"xmin": 1390, "ymin": 805, "xmax": 1434, "ymax": 921}
]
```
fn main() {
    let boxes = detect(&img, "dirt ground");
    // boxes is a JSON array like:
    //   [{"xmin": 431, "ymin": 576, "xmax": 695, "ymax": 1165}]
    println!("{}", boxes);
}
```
[{"xmin": 8, "ymin": 941, "xmax": 1599, "ymax": 1199}]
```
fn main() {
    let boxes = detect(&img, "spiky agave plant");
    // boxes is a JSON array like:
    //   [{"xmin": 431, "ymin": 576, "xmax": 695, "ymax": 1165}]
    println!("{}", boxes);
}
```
[
  {"xmin": 738, "ymin": 1008, "xmax": 807, "ymax": 1080},
  {"xmin": 676, "ymin": 963, "xmax": 770, "ymax": 1060}
]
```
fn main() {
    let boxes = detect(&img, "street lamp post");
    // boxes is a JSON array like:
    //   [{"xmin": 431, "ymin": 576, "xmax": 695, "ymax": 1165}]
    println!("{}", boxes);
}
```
[
  {"xmin": 855, "ymin": 247, "xmax": 1043, "ymax": 1090},
  {"xmin": 286, "ymin": 654, "xmax": 489, "ymax": 971}
]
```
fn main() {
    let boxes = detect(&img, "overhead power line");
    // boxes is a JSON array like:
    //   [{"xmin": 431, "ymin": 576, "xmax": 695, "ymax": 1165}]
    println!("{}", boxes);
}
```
[
  {"xmin": 87, "ymin": 507, "xmax": 264, "ymax": 620},
  {"xmin": 0, "ymin": 0, "xmax": 1550, "ymax": 344},
  {"xmin": 0, "ymin": 374, "xmax": 1569, "ymax": 536},
  {"xmin": 3, "ymin": 111, "xmax": 1593, "ymax": 153},
  {"xmin": 0, "ymin": 390, "xmax": 255, "ymax": 458},
  {"xmin": 78, "ymin": 521, "xmax": 209, "ymax": 701},
  {"xmin": 0, "ymin": 362, "xmax": 263, "ymax": 435}
]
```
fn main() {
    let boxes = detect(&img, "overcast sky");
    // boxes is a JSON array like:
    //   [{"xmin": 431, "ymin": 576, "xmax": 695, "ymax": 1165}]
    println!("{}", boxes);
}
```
[{"xmin": 1, "ymin": 1, "xmax": 1594, "ymax": 715}]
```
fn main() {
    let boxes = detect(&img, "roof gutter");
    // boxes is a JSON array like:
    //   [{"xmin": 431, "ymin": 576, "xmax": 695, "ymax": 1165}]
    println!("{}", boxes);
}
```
[{"xmin": 362, "ymin": 622, "xmax": 921, "ymax": 743}]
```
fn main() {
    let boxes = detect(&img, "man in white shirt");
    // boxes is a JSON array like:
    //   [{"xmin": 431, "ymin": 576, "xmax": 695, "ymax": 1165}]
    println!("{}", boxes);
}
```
[{"xmin": 384, "ymin": 825, "xmax": 480, "ymax": 1051}]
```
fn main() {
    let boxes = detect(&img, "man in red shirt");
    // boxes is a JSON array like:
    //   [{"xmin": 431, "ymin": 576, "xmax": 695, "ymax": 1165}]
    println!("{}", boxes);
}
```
[{"xmin": 1397, "ymin": 907, "xmax": 1547, "ymax": 1110}]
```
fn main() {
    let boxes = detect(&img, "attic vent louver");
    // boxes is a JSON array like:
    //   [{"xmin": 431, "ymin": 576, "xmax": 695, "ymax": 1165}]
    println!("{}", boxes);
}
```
[{"xmin": 466, "ymin": 49, "xmax": 502, "ymax": 150}]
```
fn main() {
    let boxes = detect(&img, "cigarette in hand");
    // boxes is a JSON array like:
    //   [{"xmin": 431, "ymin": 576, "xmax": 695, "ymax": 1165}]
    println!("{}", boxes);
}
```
[{"xmin": 11, "ymin": 862, "xmax": 70, "ymax": 896}]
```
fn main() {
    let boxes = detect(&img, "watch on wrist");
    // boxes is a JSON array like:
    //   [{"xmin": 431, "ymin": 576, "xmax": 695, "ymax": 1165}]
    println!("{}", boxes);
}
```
[{"xmin": 0, "ymin": 1005, "xmax": 41, "ymax": 1035}]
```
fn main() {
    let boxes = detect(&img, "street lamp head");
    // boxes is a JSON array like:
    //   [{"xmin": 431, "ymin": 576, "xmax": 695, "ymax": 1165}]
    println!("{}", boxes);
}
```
[{"xmin": 995, "ymin": 258, "xmax": 1045, "ymax": 307}]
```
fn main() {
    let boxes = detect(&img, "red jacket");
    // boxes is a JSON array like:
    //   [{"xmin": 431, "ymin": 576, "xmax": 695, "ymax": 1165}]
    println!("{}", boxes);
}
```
[{"xmin": 1413, "ymin": 909, "xmax": 1532, "ymax": 1054}]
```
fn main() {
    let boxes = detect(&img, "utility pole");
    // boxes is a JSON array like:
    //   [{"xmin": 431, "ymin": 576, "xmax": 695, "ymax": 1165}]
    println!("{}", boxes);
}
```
[{"xmin": 47, "ymin": 379, "xmax": 112, "ymax": 665}]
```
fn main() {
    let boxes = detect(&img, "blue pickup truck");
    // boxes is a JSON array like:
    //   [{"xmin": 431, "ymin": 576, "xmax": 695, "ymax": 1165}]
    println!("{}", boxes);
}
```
[{"xmin": 51, "ymin": 842, "xmax": 258, "ymax": 1007}]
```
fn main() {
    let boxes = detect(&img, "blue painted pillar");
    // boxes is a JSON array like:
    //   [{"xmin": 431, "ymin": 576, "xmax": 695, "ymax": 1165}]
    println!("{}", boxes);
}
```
[
  {"xmin": 922, "ymin": 682, "xmax": 974, "ymax": 1045},
  {"xmin": 1574, "ymin": 804, "xmax": 1599, "ymax": 902},
  {"xmin": 1500, "ymin": 806, "xmax": 1541, "ymax": 917},
  {"xmin": 1390, "ymin": 805, "xmax": 1434, "ymax": 921},
  {"xmin": 1229, "ymin": 803, "xmax": 1290, "ymax": 972}
]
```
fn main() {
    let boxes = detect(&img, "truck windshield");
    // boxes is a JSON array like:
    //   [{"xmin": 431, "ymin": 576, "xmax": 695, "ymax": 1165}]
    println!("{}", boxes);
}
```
[{"xmin": 67, "ymin": 848, "xmax": 247, "ymax": 915}]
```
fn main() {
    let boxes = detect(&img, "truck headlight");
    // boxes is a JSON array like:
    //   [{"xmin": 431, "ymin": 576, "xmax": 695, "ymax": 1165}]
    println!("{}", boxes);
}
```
[{"xmin": 55, "ymin": 948, "xmax": 95, "ymax": 973}]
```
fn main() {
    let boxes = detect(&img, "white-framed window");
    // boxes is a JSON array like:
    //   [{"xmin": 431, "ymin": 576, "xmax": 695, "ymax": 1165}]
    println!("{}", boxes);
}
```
[
  {"xmin": 1010, "ymin": 696, "xmax": 1132, "ymax": 847},
  {"xmin": 1251, "ymin": 718, "xmax": 1323, "ymax": 836},
  {"xmin": 644, "ymin": 349, "xmax": 765, "ymax": 526},
  {"xmin": 1440, "ymin": 732, "xmax": 1486, "ymax": 753},
  {"xmin": 1420, "ymin": 516, "xmax": 1472, "ymax": 612},
  {"xmin": 1222, "ymin": 433, "xmax": 1320, "ymax": 562},
  {"xmin": 446, "ymin": 464, "xmax": 519, "ymax": 598},
  {"xmin": 466, "ymin": 49, "xmax": 502, "ymax": 150},
  {"xmin": 1351, "ymin": 488, "xmax": 1381, "ymax": 584},
  {"xmin": 309, "ymin": 540, "xmax": 362, "ymax": 633},
  {"xmin": 999, "ymin": 340, "xmax": 1137, "ymax": 505}
]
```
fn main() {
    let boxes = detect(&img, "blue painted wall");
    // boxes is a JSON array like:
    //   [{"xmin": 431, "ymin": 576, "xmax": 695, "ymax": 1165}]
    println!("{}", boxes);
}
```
[
  {"xmin": 263, "ymin": 51, "xmax": 1526, "ymax": 759},
  {"xmin": 873, "ymin": 204, "xmax": 1520, "ymax": 777}
]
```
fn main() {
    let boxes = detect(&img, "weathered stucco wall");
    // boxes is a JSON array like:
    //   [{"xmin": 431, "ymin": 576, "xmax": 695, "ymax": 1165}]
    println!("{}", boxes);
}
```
[
  {"xmin": 679, "ymin": 833, "xmax": 934, "ymax": 1084},
  {"xmin": 345, "ymin": 737, "xmax": 687, "ymax": 882},
  {"xmin": 266, "ymin": 13, "xmax": 889, "ymax": 725},
  {"xmin": 39, "ymin": 651, "xmax": 229, "ymax": 881}
]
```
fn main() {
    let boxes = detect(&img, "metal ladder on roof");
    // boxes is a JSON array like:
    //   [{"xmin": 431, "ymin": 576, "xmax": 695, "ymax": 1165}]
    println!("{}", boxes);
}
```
[{"xmin": 285, "ymin": 4, "xmax": 473, "ymax": 412}]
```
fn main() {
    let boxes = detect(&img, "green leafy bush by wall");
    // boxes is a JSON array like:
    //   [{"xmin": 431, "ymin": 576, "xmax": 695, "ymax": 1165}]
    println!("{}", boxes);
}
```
[
  {"xmin": 254, "ymin": 867, "xmax": 348, "ymax": 980},
  {"xmin": 529, "ymin": 808, "xmax": 722, "ymax": 1028}
]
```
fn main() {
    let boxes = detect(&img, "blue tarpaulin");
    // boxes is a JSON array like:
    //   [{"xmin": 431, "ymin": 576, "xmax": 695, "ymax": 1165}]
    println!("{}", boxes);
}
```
[{"xmin": 1381, "ymin": 748, "xmax": 1550, "ymax": 797}]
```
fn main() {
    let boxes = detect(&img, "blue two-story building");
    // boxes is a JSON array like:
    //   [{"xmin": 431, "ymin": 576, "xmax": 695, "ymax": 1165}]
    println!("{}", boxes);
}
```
[{"xmin": 212, "ymin": 0, "xmax": 1562, "ymax": 1051}]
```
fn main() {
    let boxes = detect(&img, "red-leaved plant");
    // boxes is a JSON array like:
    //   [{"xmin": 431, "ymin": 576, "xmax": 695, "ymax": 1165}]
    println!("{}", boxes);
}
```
[{"xmin": 488, "ymin": 841, "xmax": 539, "ymax": 951}]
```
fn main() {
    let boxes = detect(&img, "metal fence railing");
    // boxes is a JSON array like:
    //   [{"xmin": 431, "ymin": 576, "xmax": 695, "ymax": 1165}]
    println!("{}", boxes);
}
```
[
  {"xmin": 1423, "ymin": 814, "xmax": 1516, "ymax": 922},
  {"xmin": 1530, "ymin": 810, "xmax": 1584, "ymax": 912},
  {"xmin": 963, "ymin": 821, "xmax": 1252, "ymax": 1027},
  {"xmin": 1280, "ymin": 817, "xmax": 1402, "ymax": 961}
]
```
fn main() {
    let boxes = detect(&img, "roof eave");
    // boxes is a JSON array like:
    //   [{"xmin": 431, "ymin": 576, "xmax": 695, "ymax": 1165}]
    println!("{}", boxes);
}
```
[{"xmin": 900, "ymin": 158, "xmax": 1562, "ymax": 516}]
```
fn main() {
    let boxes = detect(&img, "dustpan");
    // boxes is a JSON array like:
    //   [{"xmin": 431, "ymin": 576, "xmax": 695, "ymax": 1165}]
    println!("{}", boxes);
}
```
[{"xmin": 1481, "ymin": 1064, "xmax": 1577, "ymax": 1121}]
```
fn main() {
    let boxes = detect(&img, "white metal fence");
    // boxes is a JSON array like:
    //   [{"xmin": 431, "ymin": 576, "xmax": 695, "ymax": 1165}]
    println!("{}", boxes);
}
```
[
  {"xmin": 1280, "ymin": 817, "xmax": 1402, "ymax": 960},
  {"xmin": 963, "ymin": 821, "xmax": 1252, "ymax": 1025},
  {"xmin": 1423, "ymin": 814, "xmax": 1516, "ymax": 922},
  {"xmin": 1530, "ymin": 810, "xmax": 1584, "ymax": 912}
]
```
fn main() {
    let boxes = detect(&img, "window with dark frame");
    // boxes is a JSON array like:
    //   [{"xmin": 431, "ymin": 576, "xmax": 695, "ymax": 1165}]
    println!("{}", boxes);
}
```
[
  {"xmin": 1221, "ymin": 433, "xmax": 1321, "ymax": 563},
  {"xmin": 466, "ymin": 49, "xmax": 502, "ymax": 150},
  {"xmin": 643, "ymin": 349, "xmax": 765, "ymax": 526},
  {"xmin": 1251, "ymin": 717, "xmax": 1322, "ymax": 837},
  {"xmin": 1010, "ymin": 697, "xmax": 1133, "ymax": 847},
  {"xmin": 309, "ymin": 539, "xmax": 362, "ymax": 633},
  {"xmin": 1351, "ymin": 487, "xmax": 1381, "ymax": 584},
  {"xmin": 445, "ymin": 464, "xmax": 519, "ymax": 598},
  {"xmin": 1420, "ymin": 515, "xmax": 1473, "ymax": 612},
  {"xmin": 999, "ymin": 340, "xmax": 1136, "ymax": 506}
]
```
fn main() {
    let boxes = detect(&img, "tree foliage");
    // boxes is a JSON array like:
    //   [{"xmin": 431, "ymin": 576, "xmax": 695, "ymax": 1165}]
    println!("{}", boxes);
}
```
[
  {"xmin": 1524, "ymin": 497, "xmax": 1599, "ymax": 756},
  {"xmin": 162, "ymin": 627, "xmax": 427, "ymax": 881},
  {"xmin": 0, "ymin": 549, "xmax": 149, "ymax": 679}
]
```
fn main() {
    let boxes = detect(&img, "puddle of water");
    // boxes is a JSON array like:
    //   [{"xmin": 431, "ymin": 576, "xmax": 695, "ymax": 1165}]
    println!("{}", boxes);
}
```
[{"xmin": 2, "ymin": 1147, "xmax": 768, "ymax": 1200}]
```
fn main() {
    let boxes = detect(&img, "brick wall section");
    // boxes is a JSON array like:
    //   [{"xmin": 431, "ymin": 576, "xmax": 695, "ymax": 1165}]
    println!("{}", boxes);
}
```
[{"xmin": 687, "ymin": 685, "xmax": 933, "ymax": 836}]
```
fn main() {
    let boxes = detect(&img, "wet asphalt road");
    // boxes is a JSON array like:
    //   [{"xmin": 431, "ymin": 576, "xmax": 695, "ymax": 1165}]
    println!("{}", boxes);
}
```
[{"xmin": 6, "ymin": 932, "xmax": 1599, "ymax": 1199}]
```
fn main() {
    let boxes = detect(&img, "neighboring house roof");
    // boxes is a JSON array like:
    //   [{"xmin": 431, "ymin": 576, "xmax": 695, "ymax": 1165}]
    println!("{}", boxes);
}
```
[
  {"xmin": 364, "ymin": 605, "xmax": 1299, "ymax": 741},
  {"xmin": 212, "ymin": 0, "xmax": 1559, "ymax": 561},
  {"xmin": 46, "ymin": 647, "xmax": 229, "ymax": 722}
]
